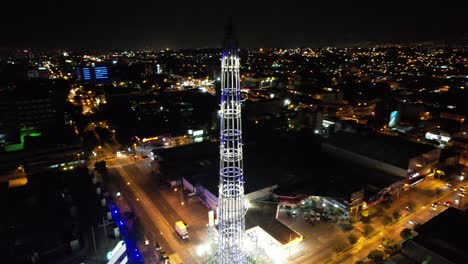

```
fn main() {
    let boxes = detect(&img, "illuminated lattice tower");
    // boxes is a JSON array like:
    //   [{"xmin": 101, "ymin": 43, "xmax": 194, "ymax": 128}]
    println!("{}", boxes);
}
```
[{"xmin": 217, "ymin": 19, "xmax": 246, "ymax": 264}]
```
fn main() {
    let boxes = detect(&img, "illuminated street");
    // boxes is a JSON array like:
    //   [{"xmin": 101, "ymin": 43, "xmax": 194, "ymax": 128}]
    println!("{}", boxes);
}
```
[
  {"xmin": 1, "ymin": 4, "xmax": 466, "ymax": 264},
  {"xmin": 106, "ymin": 155, "xmax": 211, "ymax": 263},
  {"xmin": 279, "ymin": 178, "xmax": 467, "ymax": 264}
]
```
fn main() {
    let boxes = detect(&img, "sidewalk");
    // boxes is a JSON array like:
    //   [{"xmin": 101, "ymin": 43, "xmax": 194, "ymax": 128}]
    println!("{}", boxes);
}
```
[
  {"xmin": 82, "ymin": 224, "xmax": 121, "ymax": 264},
  {"xmin": 88, "ymin": 167, "xmax": 154, "ymax": 264}
]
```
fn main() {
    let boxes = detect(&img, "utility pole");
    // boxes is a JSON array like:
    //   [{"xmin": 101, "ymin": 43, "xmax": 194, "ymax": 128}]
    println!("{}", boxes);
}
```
[
  {"xmin": 91, "ymin": 226, "xmax": 97, "ymax": 254},
  {"xmin": 102, "ymin": 216, "xmax": 108, "ymax": 244}
]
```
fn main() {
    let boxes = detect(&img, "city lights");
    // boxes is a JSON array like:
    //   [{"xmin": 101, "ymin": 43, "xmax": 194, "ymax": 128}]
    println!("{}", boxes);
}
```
[{"xmin": 2, "ymin": 7, "xmax": 466, "ymax": 264}]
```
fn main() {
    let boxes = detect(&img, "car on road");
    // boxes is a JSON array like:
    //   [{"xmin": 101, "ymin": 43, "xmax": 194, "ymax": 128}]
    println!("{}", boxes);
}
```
[
  {"xmin": 405, "ymin": 205, "xmax": 412, "ymax": 211},
  {"xmin": 443, "ymin": 201, "xmax": 452, "ymax": 207},
  {"xmin": 431, "ymin": 202, "xmax": 439, "ymax": 210},
  {"xmin": 162, "ymin": 256, "xmax": 171, "ymax": 264},
  {"xmin": 159, "ymin": 252, "xmax": 170, "ymax": 264},
  {"xmin": 155, "ymin": 243, "xmax": 161, "ymax": 251},
  {"xmin": 288, "ymin": 210, "xmax": 297, "ymax": 217},
  {"xmin": 459, "ymin": 186, "xmax": 466, "ymax": 193}
]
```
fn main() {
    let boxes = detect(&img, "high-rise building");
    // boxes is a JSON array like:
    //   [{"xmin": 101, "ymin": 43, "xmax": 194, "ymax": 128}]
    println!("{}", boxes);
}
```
[
  {"xmin": 217, "ymin": 18, "xmax": 247, "ymax": 264},
  {"xmin": 0, "ymin": 80, "xmax": 68, "ymax": 152}
]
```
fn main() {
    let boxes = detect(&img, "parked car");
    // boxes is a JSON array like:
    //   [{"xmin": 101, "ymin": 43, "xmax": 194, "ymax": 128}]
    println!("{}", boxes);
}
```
[
  {"xmin": 155, "ymin": 243, "xmax": 161, "ymax": 251},
  {"xmin": 288, "ymin": 210, "xmax": 297, "ymax": 217}
]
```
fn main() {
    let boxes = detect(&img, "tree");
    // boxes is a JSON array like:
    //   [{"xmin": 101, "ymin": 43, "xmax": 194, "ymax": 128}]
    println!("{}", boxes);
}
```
[
  {"xmin": 361, "ymin": 216, "xmax": 371, "ymax": 224},
  {"xmin": 94, "ymin": 161, "xmax": 108, "ymax": 176},
  {"xmin": 422, "ymin": 255, "xmax": 432, "ymax": 264},
  {"xmin": 348, "ymin": 234, "xmax": 358, "ymax": 244},
  {"xmin": 340, "ymin": 222, "xmax": 354, "ymax": 232},
  {"xmin": 383, "ymin": 193, "xmax": 393, "ymax": 202},
  {"xmin": 392, "ymin": 210, "xmax": 400, "ymax": 220},
  {"xmin": 400, "ymin": 228, "xmax": 413, "ymax": 240},
  {"xmin": 367, "ymin": 250, "xmax": 384, "ymax": 263},
  {"xmin": 355, "ymin": 261, "xmax": 365, "ymax": 264},
  {"xmin": 413, "ymin": 223, "xmax": 422, "ymax": 233},
  {"xmin": 382, "ymin": 200, "xmax": 392, "ymax": 209},
  {"xmin": 382, "ymin": 239, "xmax": 398, "ymax": 255},
  {"xmin": 331, "ymin": 238, "xmax": 349, "ymax": 253},
  {"xmin": 363, "ymin": 225, "xmax": 375, "ymax": 237},
  {"xmin": 382, "ymin": 216, "xmax": 392, "ymax": 225}
]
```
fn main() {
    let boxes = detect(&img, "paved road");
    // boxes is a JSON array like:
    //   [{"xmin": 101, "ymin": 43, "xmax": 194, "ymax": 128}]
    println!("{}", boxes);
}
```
[
  {"xmin": 106, "ymin": 156, "xmax": 208, "ymax": 263},
  {"xmin": 282, "ymin": 178, "xmax": 466, "ymax": 264},
  {"xmin": 104, "ymin": 155, "xmax": 466, "ymax": 264},
  {"xmin": 106, "ymin": 166, "xmax": 171, "ymax": 263},
  {"xmin": 326, "ymin": 183, "xmax": 466, "ymax": 264}
]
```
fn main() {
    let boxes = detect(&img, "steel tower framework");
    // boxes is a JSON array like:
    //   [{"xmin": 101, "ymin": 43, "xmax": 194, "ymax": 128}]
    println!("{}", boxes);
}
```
[{"xmin": 217, "ymin": 20, "xmax": 246, "ymax": 264}]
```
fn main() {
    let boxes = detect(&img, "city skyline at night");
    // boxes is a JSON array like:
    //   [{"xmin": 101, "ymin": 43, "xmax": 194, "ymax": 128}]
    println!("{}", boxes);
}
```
[
  {"xmin": 0, "ymin": 3, "xmax": 467, "ymax": 264},
  {"xmin": 0, "ymin": 1, "xmax": 466, "ymax": 50}
]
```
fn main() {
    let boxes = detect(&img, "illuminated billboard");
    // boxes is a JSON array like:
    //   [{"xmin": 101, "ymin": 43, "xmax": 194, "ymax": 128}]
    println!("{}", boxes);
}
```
[
  {"xmin": 81, "ymin": 66, "xmax": 109, "ymax": 81},
  {"xmin": 95, "ymin": 66, "xmax": 109, "ymax": 80},
  {"xmin": 389, "ymin": 111, "xmax": 398, "ymax": 127},
  {"xmin": 82, "ymin": 67, "xmax": 91, "ymax": 80}
]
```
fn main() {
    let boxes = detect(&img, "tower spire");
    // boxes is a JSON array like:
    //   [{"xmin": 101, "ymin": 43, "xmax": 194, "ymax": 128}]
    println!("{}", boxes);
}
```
[
  {"xmin": 217, "ymin": 17, "xmax": 246, "ymax": 264},
  {"xmin": 222, "ymin": 16, "xmax": 239, "ymax": 56}
]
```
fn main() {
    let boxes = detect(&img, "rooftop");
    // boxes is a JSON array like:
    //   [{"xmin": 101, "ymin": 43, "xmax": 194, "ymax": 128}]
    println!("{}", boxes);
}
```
[
  {"xmin": 159, "ymin": 132, "xmax": 402, "ymax": 200},
  {"xmin": 246, "ymin": 201, "xmax": 301, "ymax": 245},
  {"xmin": 411, "ymin": 207, "xmax": 468, "ymax": 264},
  {"xmin": 324, "ymin": 131, "xmax": 436, "ymax": 169}
]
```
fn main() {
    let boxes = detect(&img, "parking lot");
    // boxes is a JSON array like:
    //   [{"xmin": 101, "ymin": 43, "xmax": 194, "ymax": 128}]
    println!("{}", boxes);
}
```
[{"xmin": 277, "ymin": 199, "xmax": 362, "ymax": 263}]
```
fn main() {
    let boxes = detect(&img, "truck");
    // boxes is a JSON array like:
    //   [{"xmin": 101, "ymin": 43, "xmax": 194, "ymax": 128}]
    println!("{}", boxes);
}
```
[{"xmin": 175, "ymin": 221, "xmax": 189, "ymax": 240}]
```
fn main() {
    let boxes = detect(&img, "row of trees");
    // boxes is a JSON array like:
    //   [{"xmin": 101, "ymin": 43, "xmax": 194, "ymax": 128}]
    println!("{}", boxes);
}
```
[{"xmin": 355, "ymin": 225, "xmax": 422, "ymax": 263}]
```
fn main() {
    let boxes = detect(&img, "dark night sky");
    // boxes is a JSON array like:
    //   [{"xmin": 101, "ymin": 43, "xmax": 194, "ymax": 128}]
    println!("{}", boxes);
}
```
[{"xmin": 0, "ymin": 0, "xmax": 466, "ymax": 50}]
